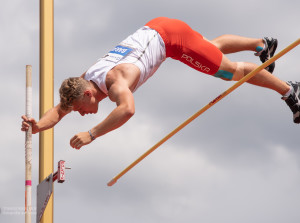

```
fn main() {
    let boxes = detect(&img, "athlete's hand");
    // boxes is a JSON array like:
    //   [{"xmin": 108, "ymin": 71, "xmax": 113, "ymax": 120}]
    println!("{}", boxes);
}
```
[
  {"xmin": 70, "ymin": 132, "xmax": 93, "ymax": 150},
  {"xmin": 21, "ymin": 115, "xmax": 39, "ymax": 134}
]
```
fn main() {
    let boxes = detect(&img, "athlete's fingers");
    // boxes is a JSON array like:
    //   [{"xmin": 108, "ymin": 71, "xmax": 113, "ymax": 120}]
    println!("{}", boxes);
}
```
[
  {"xmin": 70, "ymin": 135, "xmax": 83, "ymax": 149},
  {"xmin": 21, "ymin": 126, "xmax": 28, "ymax": 131},
  {"xmin": 70, "ymin": 136, "xmax": 78, "ymax": 148},
  {"xmin": 75, "ymin": 143, "xmax": 82, "ymax": 150},
  {"xmin": 74, "ymin": 140, "xmax": 82, "ymax": 150},
  {"xmin": 22, "ymin": 115, "xmax": 29, "ymax": 121}
]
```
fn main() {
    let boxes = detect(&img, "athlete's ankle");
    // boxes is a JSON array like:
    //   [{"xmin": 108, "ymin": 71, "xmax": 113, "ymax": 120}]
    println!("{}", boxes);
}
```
[
  {"xmin": 282, "ymin": 85, "xmax": 293, "ymax": 99},
  {"xmin": 255, "ymin": 39, "xmax": 265, "ymax": 53}
]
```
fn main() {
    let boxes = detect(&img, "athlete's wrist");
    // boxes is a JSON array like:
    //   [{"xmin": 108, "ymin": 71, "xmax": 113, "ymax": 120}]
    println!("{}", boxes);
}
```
[{"xmin": 88, "ymin": 130, "xmax": 95, "ymax": 141}]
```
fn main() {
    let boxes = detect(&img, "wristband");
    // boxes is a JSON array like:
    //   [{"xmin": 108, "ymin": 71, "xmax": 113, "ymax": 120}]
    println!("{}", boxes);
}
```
[{"xmin": 88, "ymin": 130, "xmax": 95, "ymax": 141}]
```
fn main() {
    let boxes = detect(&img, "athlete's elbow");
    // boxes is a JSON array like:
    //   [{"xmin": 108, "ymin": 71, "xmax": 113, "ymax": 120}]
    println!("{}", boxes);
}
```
[{"xmin": 123, "ymin": 106, "xmax": 135, "ymax": 119}]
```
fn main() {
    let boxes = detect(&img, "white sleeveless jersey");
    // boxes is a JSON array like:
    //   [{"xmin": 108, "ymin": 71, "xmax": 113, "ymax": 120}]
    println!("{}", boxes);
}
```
[{"xmin": 84, "ymin": 26, "xmax": 166, "ymax": 95}]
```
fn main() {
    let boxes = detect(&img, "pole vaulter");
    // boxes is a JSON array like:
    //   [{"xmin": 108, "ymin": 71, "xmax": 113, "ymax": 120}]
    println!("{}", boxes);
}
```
[{"xmin": 108, "ymin": 38, "xmax": 300, "ymax": 187}]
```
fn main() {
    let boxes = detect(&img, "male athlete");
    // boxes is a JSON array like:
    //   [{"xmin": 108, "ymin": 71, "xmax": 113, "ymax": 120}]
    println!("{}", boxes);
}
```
[{"xmin": 21, "ymin": 17, "xmax": 300, "ymax": 150}]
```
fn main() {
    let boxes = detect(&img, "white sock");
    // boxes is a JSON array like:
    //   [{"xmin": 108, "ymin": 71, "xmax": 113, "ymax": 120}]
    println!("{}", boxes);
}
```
[
  {"xmin": 282, "ymin": 86, "xmax": 293, "ymax": 99},
  {"xmin": 262, "ymin": 38, "xmax": 267, "ymax": 51}
]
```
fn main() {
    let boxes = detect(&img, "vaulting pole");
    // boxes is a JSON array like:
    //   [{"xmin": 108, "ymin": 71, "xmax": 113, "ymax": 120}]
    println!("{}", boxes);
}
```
[
  {"xmin": 108, "ymin": 38, "xmax": 300, "ymax": 187},
  {"xmin": 40, "ymin": 0, "xmax": 54, "ymax": 222},
  {"xmin": 25, "ymin": 65, "xmax": 32, "ymax": 223}
]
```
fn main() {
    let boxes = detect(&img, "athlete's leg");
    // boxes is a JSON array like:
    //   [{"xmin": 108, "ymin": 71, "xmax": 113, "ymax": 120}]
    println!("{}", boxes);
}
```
[
  {"xmin": 219, "ymin": 55, "xmax": 300, "ymax": 123},
  {"xmin": 208, "ymin": 35, "xmax": 264, "ymax": 54},
  {"xmin": 206, "ymin": 35, "xmax": 278, "ymax": 73},
  {"xmin": 219, "ymin": 55, "xmax": 290, "ymax": 95}
]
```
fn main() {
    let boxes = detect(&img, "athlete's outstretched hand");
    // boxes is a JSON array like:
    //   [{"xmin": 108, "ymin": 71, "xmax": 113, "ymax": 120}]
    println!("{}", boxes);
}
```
[
  {"xmin": 21, "ymin": 115, "xmax": 39, "ymax": 134},
  {"xmin": 70, "ymin": 132, "xmax": 93, "ymax": 150}
]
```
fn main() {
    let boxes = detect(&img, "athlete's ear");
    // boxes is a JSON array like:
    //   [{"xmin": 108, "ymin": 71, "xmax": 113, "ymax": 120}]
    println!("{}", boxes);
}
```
[{"xmin": 83, "ymin": 89, "xmax": 92, "ymax": 97}]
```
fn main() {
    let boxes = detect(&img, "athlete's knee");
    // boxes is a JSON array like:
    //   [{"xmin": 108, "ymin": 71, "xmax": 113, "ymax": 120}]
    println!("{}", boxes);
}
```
[
  {"xmin": 210, "ymin": 35, "xmax": 231, "ymax": 51},
  {"xmin": 232, "ymin": 62, "xmax": 245, "ymax": 81},
  {"xmin": 214, "ymin": 62, "xmax": 245, "ymax": 81},
  {"xmin": 210, "ymin": 39, "xmax": 220, "ymax": 49}
]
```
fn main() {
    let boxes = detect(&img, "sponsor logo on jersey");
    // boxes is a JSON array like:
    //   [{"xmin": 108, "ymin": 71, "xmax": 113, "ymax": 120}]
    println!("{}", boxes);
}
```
[
  {"xmin": 109, "ymin": 45, "xmax": 132, "ymax": 56},
  {"xmin": 104, "ymin": 45, "xmax": 133, "ymax": 63}
]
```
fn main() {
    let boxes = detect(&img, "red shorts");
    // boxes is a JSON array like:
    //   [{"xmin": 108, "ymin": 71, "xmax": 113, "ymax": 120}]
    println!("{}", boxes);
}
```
[{"xmin": 146, "ymin": 17, "xmax": 222, "ymax": 75}]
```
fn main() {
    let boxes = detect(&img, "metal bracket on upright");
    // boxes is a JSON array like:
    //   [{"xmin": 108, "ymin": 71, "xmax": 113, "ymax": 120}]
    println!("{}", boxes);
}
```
[{"xmin": 36, "ymin": 160, "xmax": 71, "ymax": 223}]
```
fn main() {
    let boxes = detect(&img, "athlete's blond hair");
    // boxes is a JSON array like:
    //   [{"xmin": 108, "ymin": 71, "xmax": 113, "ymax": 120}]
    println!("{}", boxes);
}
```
[{"xmin": 59, "ymin": 77, "xmax": 89, "ymax": 111}]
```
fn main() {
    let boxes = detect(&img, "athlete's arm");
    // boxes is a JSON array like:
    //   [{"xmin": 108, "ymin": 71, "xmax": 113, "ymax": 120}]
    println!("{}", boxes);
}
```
[
  {"xmin": 69, "ymin": 79, "xmax": 135, "ymax": 149},
  {"xmin": 93, "ymin": 80, "xmax": 135, "ymax": 136},
  {"xmin": 21, "ymin": 103, "xmax": 70, "ymax": 134}
]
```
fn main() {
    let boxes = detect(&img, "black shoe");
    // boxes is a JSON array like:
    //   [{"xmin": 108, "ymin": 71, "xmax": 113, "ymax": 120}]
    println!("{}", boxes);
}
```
[
  {"xmin": 282, "ymin": 81, "xmax": 300, "ymax": 124},
  {"xmin": 255, "ymin": 37, "xmax": 278, "ymax": 73}
]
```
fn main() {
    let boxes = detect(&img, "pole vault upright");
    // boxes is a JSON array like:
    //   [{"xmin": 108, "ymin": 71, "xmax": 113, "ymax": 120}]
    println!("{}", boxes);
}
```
[{"xmin": 39, "ymin": 0, "xmax": 54, "ymax": 223}]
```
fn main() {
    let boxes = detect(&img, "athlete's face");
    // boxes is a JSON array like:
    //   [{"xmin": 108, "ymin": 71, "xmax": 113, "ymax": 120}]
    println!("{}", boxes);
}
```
[{"xmin": 72, "ymin": 91, "xmax": 99, "ymax": 116}]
